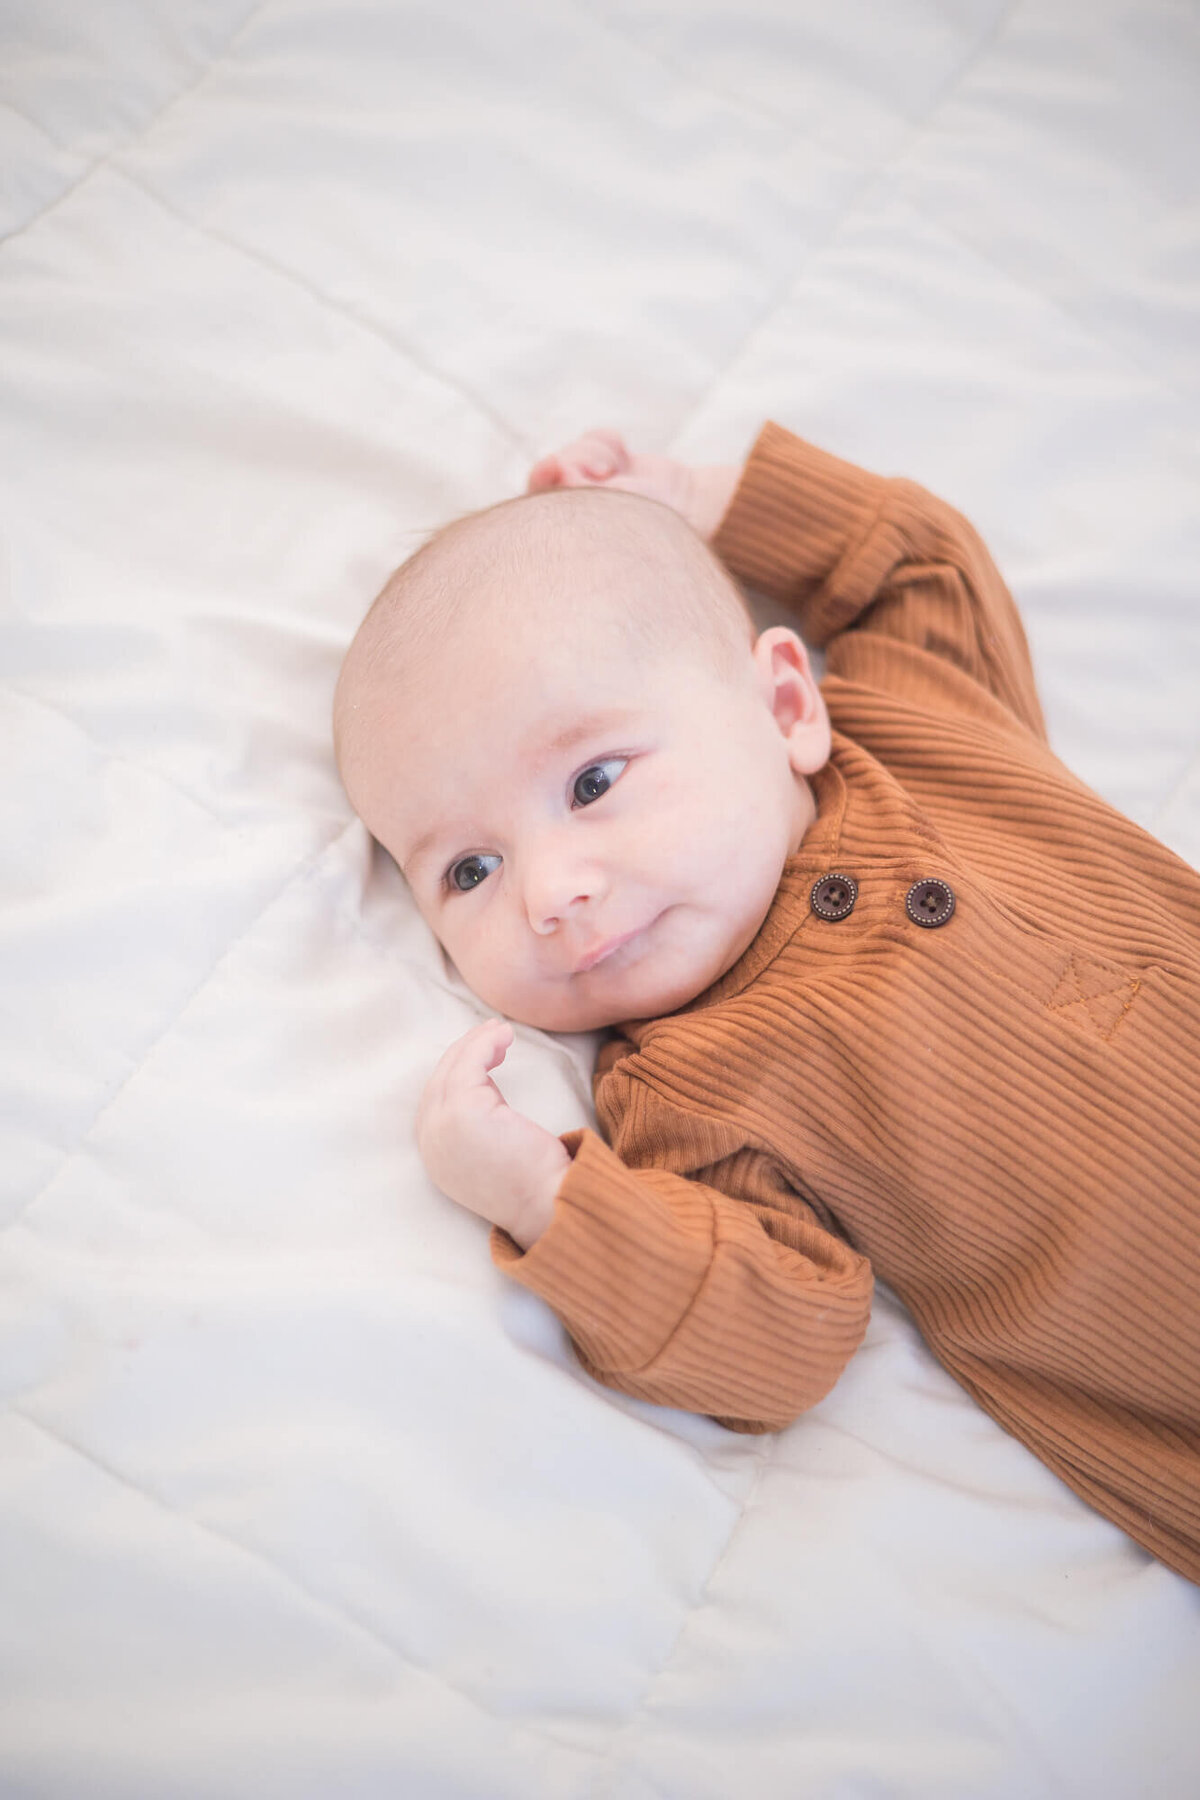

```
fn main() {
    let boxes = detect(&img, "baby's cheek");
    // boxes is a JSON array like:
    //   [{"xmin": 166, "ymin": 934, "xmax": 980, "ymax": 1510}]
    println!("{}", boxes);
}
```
[
  {"xmin": 422, "ymin": 907, "xmax": 474, "ymax": 980},
  {"xmin": 631, "ymin": 792, "xmax": 699, "ymax": 864},
  {"xmin": 451, "ymin": 913, "xmax": 521, "ymax": 996}
]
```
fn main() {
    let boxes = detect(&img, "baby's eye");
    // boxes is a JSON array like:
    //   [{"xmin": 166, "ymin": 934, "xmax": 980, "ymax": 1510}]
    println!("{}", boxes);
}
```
[
  {"xmin": 447, "ymin": 852, "xmax": 501, "ymax": 892},
  {"xmin": 572, "ymin": 758, "xmax": 628, "ymax": 807}
]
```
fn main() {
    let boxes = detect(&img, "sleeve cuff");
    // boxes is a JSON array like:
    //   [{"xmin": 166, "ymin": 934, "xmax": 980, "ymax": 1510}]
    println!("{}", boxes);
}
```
[{"xmin": 490, "ymin": 1127, "xmax": 713, "ymax": 1377}]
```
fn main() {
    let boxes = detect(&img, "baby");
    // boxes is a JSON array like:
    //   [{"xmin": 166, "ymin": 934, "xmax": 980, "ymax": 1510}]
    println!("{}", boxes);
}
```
[{"xmin": 334, "ymin": 422, "xmax": 1200, "ymax": 1584}]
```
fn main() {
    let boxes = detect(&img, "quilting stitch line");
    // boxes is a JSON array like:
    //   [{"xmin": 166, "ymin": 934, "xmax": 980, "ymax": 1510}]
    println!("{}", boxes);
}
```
[
  {"xmin": 585, "ymin": 1428, "xmax": 777, "ymax": 1799},
  {"xmin": 106, "ymin": 161, "xmax": 533, "ymax": 463},
  {"xmin": 889, "ymin": 197, "xmax": 1200, "ymax": 418},
  {"xmin": 0, "ymin": 815, "xmax": 356, "ymax": 1238},
  {"xmin": 665, "ymin": 0, "xmax": 1020, "ymax": 450},
  {"xmin": 7, "ymin": 1404, "xmax": 608, "ymax": 1767},
  {"xmin": 3, "ymin": 679, "xmax": 229, "ymax": 826},
  {"xmin": 0, "ymin": 0, "xmax": 268, "ymax": 252}
]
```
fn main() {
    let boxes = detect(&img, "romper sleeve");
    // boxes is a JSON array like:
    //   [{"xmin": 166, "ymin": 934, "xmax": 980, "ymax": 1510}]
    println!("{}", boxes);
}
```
[
  {"xmin": 712, "ymin": 420, "xmax": 1048, "ymax": 741},
  {"xmin": 490, "ymin": 1084, "xmax": 873, "ymax": 1433}
]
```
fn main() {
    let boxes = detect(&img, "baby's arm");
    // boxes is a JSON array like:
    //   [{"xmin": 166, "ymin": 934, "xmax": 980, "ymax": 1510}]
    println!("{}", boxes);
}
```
[
  {"xmin": 531, "ymin": 423, "xmax": 1047, "ymax": 741},
  {"xmin": 418, "ymin": 1017, "xmax": 871, "ymax": 1429},
  {"xmin": 491, "ymin": 1124, "xmax": 873, "ymax": 1432},
  {"xmin": 712, "ymin": 422, "xmax": 1048, "ymax": 738}
]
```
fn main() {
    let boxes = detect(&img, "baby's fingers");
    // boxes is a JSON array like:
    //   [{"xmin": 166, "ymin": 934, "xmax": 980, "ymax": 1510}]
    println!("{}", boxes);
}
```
[
  {"xmin": 427, "ymin": 1018, "xmax": 514, "ymax": 1103},
  {"xmin": 527, "ymin": 428, "xmax": 630, "ymax": 492}
]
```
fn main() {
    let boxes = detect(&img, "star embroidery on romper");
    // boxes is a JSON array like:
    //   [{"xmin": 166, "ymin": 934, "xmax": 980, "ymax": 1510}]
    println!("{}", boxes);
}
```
[{"xmin": 1044, "ymin": 952, "xmax": 1141, "ymax": 1042}]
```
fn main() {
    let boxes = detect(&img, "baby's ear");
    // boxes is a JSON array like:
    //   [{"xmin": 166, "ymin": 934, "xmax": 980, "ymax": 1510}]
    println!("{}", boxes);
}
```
[{"xmin": 752, "ymin": 627, "xmax": 831, "ymax": 776}]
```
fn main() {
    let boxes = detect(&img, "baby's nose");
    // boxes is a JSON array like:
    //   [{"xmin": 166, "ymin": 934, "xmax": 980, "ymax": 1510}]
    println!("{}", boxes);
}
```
[{"xmin": 522, "ymin": 845, "xmax": 605, "ymax": 935}]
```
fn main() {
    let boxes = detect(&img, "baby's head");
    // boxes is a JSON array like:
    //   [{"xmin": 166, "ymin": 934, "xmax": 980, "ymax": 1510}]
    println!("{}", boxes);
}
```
[{"xmin": 334, "ymin": 487, "xmax": 830, "ymax": 1032}]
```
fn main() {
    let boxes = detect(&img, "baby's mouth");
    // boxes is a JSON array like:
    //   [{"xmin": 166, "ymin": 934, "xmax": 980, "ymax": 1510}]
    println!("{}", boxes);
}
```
[{"xmin": 572, "ymin": 916, "xmax": 660, "ymax": 976}]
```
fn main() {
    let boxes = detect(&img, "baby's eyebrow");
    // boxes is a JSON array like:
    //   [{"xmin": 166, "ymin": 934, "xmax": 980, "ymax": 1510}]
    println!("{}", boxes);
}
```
[{"xmin": 536, "ymin": 708, "xmax": 640, "ymax": 760}]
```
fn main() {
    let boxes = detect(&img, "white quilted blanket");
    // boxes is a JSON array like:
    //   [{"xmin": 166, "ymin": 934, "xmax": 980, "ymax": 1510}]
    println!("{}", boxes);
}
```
[{"xmin": 3, "ymin": 3, "xmax": 1199, "ymax": 1795}]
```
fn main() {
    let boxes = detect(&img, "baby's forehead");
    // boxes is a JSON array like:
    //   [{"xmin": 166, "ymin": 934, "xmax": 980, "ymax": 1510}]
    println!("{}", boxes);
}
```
[
  {"xmin": 414, "ymin": 506, "xmax": 689, "ymax": 678},
  {"xmin": 335, "ymin": 484, "xmax": 751, "ymax": 793},
  {"xmin": 418, "ymin": 612, "xmax": 658, "ymax": 735}
]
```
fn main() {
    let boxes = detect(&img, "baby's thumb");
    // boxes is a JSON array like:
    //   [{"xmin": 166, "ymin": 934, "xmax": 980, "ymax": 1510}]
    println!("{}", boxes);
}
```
[{"xmin": 479, "ymin": 1018, "xmax": 515, "ymax": 1074}]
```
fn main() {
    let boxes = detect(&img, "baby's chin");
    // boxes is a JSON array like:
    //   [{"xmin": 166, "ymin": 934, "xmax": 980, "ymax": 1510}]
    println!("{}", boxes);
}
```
[
  {"xmin": 507, "ymin": 986, "xmax": 696, "ymax": 1034},
  {"xmin": 494, "ymin": 944, "xmax": 742, "ymax": 1034}
]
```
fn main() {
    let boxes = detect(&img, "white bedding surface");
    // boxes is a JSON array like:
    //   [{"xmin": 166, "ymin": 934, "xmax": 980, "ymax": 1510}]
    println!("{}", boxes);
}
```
[{"xmin": 2, "ymin": 3, "xmax": 1199, "ymax": 1795}]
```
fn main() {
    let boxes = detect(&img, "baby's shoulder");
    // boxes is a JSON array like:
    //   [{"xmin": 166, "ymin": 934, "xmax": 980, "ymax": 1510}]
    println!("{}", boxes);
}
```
[
  {"xmin": 594, "ymin": 1004, "xmax": 763, "ymax": 1124},
  {"xmin": 595, "ymin": 1002, "xmax": 744, "ymax": 1081},
  {"xmin": 593, "ymin": 1029, "xmax": 761, "ymax": 1175}
]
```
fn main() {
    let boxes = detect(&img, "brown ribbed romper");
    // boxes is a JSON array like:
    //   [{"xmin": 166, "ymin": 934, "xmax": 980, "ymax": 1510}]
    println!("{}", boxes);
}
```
[{"xmin": 492, "ymin": 423, "xmax": 1200, "ymax": 1583}]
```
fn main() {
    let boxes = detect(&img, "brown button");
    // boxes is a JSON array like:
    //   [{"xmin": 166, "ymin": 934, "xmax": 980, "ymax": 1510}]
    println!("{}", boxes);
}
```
[
  {"xmin": 811, "ymin": 873, "xmax": 858, "ymax": 921},
  {"xmin": 906, "ymin": 877, "xmax": 955, "ymax": 928}
]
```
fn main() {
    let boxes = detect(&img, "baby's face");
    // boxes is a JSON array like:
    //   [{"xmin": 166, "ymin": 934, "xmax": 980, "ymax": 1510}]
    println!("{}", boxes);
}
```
[{"xmin": 343, "ymin": 599, "xmax": 829, "ymax": 1033}]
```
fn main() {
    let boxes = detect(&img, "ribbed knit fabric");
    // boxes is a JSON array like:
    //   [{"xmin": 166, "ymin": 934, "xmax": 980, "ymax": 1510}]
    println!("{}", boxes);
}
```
[{"xmin": 492, "ymin": 423, "xmax": 1200, "ymax": 1583}]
